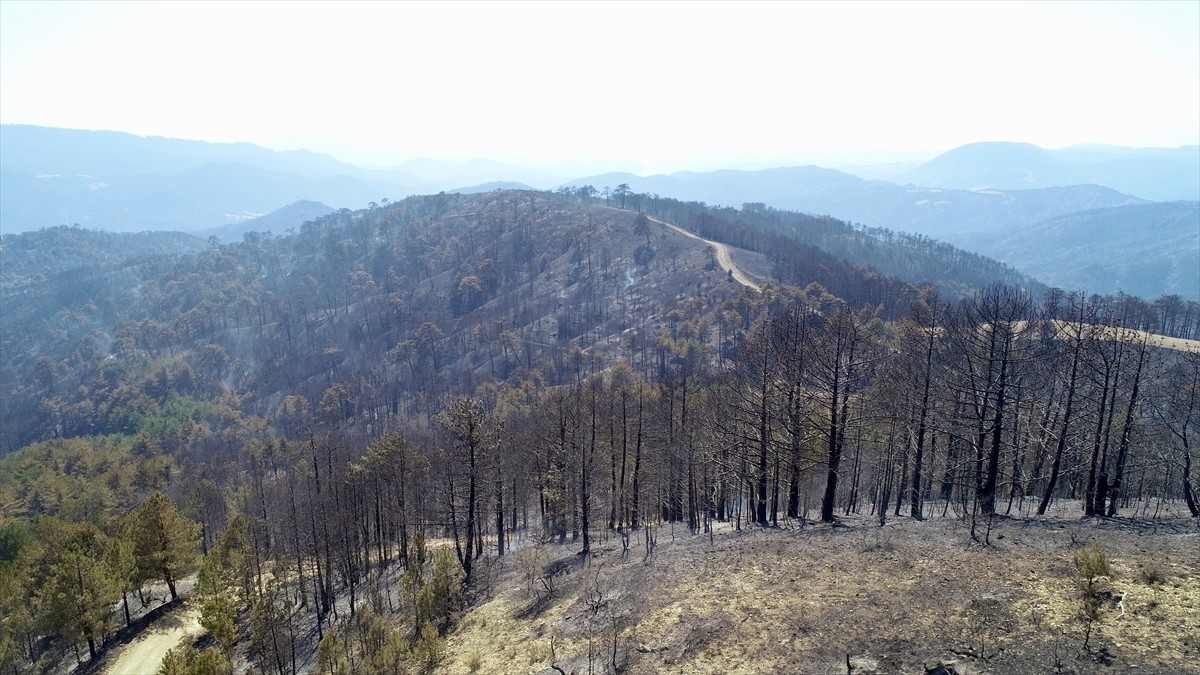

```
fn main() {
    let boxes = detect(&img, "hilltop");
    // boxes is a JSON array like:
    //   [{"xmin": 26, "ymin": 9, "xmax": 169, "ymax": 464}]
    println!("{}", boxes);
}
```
[{"xmin": 2, "ymin": 187, "xmax": 1040, "ymax": 454}]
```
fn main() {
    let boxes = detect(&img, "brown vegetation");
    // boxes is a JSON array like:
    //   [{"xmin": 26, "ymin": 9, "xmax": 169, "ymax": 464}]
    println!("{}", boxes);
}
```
[{"xmin": 442, "ymin": 511, "xmax": 1199, "ymax": 675}]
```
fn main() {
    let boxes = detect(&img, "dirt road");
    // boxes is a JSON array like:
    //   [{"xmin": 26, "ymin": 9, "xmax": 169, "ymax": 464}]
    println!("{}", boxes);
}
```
[
  {"xmin": 104, "ymin": 603, "xmax": 202, "ymax": 675},
  {"xmin": 648, "ymin": 215, "xmax": 761, "ymax": 291}
]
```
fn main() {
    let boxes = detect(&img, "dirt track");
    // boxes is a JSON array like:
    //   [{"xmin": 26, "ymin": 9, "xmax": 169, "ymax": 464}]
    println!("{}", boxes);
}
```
[
  {"xmin": 103, "ymin": 602, "xmax": 202, "ymax": 675},
  {"xmin": 649, "ymin": 215, "xmax": 761, "ymax": 292}
]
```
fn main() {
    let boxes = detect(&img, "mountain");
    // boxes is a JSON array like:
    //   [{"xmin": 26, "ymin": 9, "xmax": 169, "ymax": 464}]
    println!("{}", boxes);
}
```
[
  {"xmin": 0, "ymin": 126, "xmax": 565, "ymax": 234},
  {"xmin": 0, "ymin": 160, "xmax": 397, "ymax": 234},
  {"xmin": 563, "ymin": 166, "xmax": 1146, "ymax": 244},
  {"xmin": 900, "ymin": 142, "xmax": 1074, "ymax": 189},
  {"xmin": 896, "ymin": 141, "xmax": 1200, "ymax": 202},
  {"xmin": 980, "ymin": 201, "xmax": 1200, "ymax": 300},
  {"xmin": 0, "ymin": 124, "xmax": 371, "ymax": 181},
  {"xmin": 201, "ymin": 199, "xmax": 335, "ymax": 242},
  {"xmin": 0, "ymin": 126, "xmax": 410, "ymax": 233}
]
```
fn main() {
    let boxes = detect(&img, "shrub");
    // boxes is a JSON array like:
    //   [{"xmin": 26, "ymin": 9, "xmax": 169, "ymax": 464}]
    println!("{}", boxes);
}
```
[
  {"xmin": 412, "ymin": 623, "xmax": 445, "ymax": 673},
  {"xmin": 1073, "ymin": 542, "xmax": 1112, "ymax": 649},
  {"xmin": 1138, "ymin": 565, "xmax": 1164, "ymax": 586},
  {"xmin": 1074, "ymin": 542, "xmax": 1111, "ymax": 593}
]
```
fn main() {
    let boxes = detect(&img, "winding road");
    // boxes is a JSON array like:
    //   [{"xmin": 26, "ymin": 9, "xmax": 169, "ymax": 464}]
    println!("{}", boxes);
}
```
[{"xmin": 647, "ymin": 215, "xmax": 761, "ymax": 292}]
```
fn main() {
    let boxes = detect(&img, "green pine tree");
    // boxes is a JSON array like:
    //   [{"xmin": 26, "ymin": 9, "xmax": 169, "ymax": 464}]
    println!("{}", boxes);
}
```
[{"xmin": 129, "ymin": 492, "xmax": 202, "ymax": 601}]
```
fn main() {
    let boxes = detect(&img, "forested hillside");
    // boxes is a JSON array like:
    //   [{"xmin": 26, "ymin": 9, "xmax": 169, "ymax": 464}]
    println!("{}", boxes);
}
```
[
  {"xmin": 980, "ymin": 201, "xmax": 1200, "ymax": 300},
  {"xmin": 2, "ymin": 189, "xmax": 1198, "ymax": 675},
  {"xmin": 1, "ymin": 188, "xmax": 1079, "ymax": 456},
  {"xmin": 0, "ymin": 225, "xmax": 206, "ymax": 288}
]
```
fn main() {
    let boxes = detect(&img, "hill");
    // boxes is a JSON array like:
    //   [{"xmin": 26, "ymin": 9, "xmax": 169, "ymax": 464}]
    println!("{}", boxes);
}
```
[
  {"xmin": 449, "ymin": 181, "xmax": 537, "ymax": 194},
  {"xmin": 0, "ymin": 225, "xmax": 205, "ymax": 290},
  {"xmin": 3, "ymin": 189, "xmax": 1199, "ymax": 675},
  {"xmin": 200, "ymin": 199, "xmax": 335, "ymax": 242},
  {"xmin": 898, "ymin": 141, "xmax": 1200, "ymax": 202},
  {"xmin": 0, "ymin": 188, "xmax": 1053, "ymax": 454},
  {"xmin": 980, "ymin": 201, "xmax": 1200, "ymax": 300},
  {"xmin": 0, "ymin": 191, "xmax": 756, "ymax": 452}
]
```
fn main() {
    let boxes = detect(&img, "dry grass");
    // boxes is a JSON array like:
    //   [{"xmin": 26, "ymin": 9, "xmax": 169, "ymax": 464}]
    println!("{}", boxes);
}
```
[
  {"xmin": 1029, "ymin": 319, "xmax": 1200, "ymax": 354},
  {"xmin": 439, "ymin": 510, "xmax": 1199, "ymax": 675}
]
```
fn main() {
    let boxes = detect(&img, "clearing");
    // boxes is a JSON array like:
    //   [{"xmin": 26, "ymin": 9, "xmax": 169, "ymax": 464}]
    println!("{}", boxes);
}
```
[{"xmin": 439, "ymin": 504, "xmax": 1199, "ymax": 675}]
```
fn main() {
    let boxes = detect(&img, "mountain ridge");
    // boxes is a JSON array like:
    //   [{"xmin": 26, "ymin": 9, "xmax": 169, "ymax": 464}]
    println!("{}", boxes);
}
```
[
  {"xmin": 561, "ymin": 166, "xmax": 1147, "ymax": 242},
  {"xmin": 896, "ymin": 141, "xmax": 1199, "ymax": 201},
  {"xmin": 980, "ymin": 200, "xmax": 1200, "ymax": 300},
  {"xmin": 3, "ymin": 126, "xmax": 1193, "ymax": 300}
]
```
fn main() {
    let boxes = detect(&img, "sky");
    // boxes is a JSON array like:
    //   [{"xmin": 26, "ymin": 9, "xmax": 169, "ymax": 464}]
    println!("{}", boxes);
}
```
[{"xmin": 2, "ymin": 0, "xmax": 1197, "ymax": 175}]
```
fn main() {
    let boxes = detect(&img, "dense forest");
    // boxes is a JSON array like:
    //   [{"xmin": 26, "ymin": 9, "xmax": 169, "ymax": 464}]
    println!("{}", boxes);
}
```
[{"xmin": 1, "ymin": 189, "xmax": 1197, "ymax": 674}]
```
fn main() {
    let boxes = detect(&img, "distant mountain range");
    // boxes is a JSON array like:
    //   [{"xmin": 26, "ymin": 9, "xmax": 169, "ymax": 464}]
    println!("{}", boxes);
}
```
[
  {"xmin": 562, "ymin": 167, "xmax": 1147, "ymax": 243},
  {"xmin": 892, "ymin": 141, "xmax": 1199, "ymax": 202},
  {"xmin": 2, "ymin": 125, "xmax": 1195, "ymax": 299},
  {"xmin": 0, "ymin": 125, "xmax": 562, "ymax": 234}
]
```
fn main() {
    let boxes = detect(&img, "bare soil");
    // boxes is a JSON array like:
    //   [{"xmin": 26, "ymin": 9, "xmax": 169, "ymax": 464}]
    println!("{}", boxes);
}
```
[
  {"xmin": 101, "ymin": 602, "xmax": 202, "ymax": 675},
  {"xmin": 439, "ymin": 504, "xmax": 1199, "ymax": 675}
]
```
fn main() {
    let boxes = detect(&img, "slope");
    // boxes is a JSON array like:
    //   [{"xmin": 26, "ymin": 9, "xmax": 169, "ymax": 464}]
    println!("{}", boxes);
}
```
[
  {"xmin": 0, "ymin": 188, "xmax": 1036, "ymax": 454},
  {"xmin": 981, "ymin": 201, "xmax": 1200, "ymax": 300},
  {"xmin": 0, "ymin": 191, "xmax": 768, "ymax": 452},
  {"xmin": 440, "ymin": 512, "xmax": 1200, "ymax": 675},
  {"xmin": 651, "ymin": 215, "xmax": 761, "ymax": 291},
  {"xmin": 0, "ymin": 225, "xmax": 206, "ymax": 290}
]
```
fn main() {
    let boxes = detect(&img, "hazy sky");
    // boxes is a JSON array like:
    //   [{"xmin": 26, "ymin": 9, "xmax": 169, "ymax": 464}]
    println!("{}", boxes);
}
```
[{"xmin": 2, "ymin": 0, "xmax": 1197, "ymax": 174}]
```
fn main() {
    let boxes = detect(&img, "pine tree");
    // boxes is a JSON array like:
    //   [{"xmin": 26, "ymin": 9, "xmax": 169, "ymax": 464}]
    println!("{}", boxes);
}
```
[
  {"xmin": 129, "ymin": 492, "xmax": 202, "ymax": 601},
  {"xmin": 32, "ymin": 521, "xmax": 121, "ymax": 661}
]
